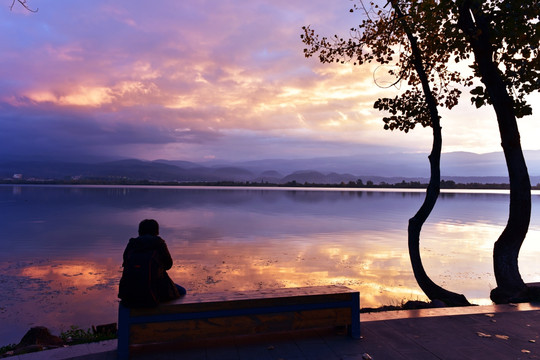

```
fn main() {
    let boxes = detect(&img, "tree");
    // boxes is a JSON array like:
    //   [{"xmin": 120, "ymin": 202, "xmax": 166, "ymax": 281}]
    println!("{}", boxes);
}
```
[
  {"xmin": 302, "ymin": 0, "xmax": 471, "ymax": 306},
  {"xmin": 389, "ymin": 0, "xmax": 471, "ymax": 306},
  {"xmin": 303, "ymin": 0, "xmax": 540, "ymax": 305},
  {"xmin": 455, "ymin": 0, "xmax": 539, "ymax": 303}
]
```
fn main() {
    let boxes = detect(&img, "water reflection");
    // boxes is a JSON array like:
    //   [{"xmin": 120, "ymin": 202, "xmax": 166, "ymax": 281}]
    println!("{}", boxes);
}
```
[{"xmin": 1, "ymin": 185, "xmax": 540, "ymax": 344}]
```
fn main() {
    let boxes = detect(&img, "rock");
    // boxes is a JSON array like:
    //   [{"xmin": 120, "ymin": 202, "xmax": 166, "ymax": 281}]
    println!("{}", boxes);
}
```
[
  {"xmin": 402, "ymin": 299, "xmax": 449, "ymax": 310},
  {"xmin": 402, "ymin": 300, "xmax": 431, "ymax": 310},
  {"xmin": 430, "ymin": 299, "xmax": 447, "ymax": 308},
  {"xmin": 490, "ymin": 286, "xmax": 529, "ymax": 304},
  {"xmin": 15, "ymin": 326, "xmax": 64, "ymax": 350},
  {"xmin": 13, "ymin": 344, "xmax": 45, "ymax": 355}
]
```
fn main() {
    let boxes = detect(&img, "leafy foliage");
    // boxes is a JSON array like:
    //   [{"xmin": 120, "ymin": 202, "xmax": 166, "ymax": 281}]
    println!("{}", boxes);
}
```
[
  {"xmin": 301, "ymin": 1, "xmax": 470, "ymax": 133},
  {"xmin": 301, "ymin": 0, "xmax": 539, "ymax": 130},
  {"xmin": 455, "ymin": 0, "xmax": 539, "ymax": 118}
]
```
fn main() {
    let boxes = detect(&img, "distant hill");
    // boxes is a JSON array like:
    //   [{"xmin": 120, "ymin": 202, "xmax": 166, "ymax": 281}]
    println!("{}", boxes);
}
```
[
  {"xmin": 201, "ymin": 150, "xmax": 540, "ymax": 178},
  {"xmin": 2, "ymin": 150, "xmax": 540, "ymax": 185},
  {"xmin": 279, "ymin": 171, "xmax": 358, "ymax": 184}
]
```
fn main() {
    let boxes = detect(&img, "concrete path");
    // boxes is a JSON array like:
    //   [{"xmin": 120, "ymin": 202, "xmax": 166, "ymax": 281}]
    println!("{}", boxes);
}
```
[{"xmin": 12, "ymin": 303, "xmax": 540, "ymax": 360}]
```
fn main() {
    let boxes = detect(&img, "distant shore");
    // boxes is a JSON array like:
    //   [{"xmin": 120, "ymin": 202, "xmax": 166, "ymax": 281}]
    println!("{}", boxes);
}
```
[{"xmin": 1, "ymin": 178, "xmax": 535, "ymax": 190}]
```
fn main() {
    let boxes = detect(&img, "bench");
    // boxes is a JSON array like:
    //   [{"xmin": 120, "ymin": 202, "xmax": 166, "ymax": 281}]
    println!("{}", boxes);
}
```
[{"xmin": 117, "ymin": 285, "xmax": 360, "ymax": 359}]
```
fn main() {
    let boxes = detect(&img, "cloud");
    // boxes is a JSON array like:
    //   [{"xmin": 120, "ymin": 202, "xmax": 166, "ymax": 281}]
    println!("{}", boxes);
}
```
[
  {"xmin": 0, "ymin": 101, "xmax": 224, "ymax": 160},
  {"xmin": 1, "ymin": 0, "xmax": 537, "ymax": 163}
]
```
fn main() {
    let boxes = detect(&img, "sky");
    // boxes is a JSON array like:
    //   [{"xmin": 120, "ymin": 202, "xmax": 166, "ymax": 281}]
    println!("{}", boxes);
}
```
[{"xmin": 1, "ymin": 0, "xmax": 539, "ymax": 164}]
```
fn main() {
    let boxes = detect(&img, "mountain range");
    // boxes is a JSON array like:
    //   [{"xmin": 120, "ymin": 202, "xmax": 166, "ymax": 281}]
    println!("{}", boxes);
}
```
[{"xmin": 2, "ymin": 150, "xmax": 540, "ymax": 185}]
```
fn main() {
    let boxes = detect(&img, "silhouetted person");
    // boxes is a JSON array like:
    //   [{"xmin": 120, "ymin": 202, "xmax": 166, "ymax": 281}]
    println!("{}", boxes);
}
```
[{"xmin": 118, "ymin": 219, "xmax": 186, "ymax": 307}]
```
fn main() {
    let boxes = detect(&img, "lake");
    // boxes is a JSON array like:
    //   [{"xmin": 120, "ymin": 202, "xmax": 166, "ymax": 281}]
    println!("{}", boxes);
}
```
[{"xmin": 1, "ymin": 184, "xmax": 540, "ymax": 344}]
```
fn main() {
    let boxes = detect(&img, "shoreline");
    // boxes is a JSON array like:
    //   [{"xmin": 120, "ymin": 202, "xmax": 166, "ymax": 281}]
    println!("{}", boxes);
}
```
[
  {"xmin": 2, "ymin": 179, "xmax": 536, "ymax": 191},
  {"xmin": 5, "ymin": 302, "xmax": 540, "ymax": 358},
  {"xmin": 0, "ymin": 298, "xmax": 468, "ymax": 350}
]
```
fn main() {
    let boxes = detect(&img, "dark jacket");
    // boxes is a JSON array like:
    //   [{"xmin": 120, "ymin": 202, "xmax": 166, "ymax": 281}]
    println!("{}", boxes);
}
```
[
  {"xmin": 122, "ymin": 235, "xmax": 173, "ymax": 270},
  {"xmin": 119, "ymin": 235, "xmax": 180, "ymax": 306}
]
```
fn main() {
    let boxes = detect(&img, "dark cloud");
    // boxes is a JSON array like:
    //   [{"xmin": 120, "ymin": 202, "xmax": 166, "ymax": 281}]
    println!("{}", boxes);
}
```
[{"xmin": 0, "ymin": 102, "xmax": 223, "ymax": 161}]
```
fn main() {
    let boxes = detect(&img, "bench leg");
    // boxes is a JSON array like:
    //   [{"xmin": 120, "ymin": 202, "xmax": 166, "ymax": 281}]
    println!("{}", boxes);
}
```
[
  {"xmin": 117, "ymin": 303, "xmax": 130, "ymax": 360},
  {"xmin": 350, "ymin": 293, "xmax": 361, "ymax": 339}
]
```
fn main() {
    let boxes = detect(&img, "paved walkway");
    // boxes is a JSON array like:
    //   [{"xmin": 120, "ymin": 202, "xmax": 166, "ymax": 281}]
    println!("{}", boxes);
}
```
[{"xmin": 12, "ymin": 303, "xmax": 540, "ymax": 360}]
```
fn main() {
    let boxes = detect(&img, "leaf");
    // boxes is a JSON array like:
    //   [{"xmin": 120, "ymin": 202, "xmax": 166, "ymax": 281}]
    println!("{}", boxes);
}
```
[
  {"xmin": 473, "ymin": 96, "xmax": 485, "ymax": 108},
  {"xmin": 470, "ymin": 86, "xmax": 484, "ymax": 95},
  {"xmin": 477, "ymin": 332, "xmax": 492, "ymax": 338}
]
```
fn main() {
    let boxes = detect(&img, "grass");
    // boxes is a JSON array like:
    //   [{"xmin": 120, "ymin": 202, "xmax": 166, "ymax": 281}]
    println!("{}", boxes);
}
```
[
  {"xmin": 60, "ymin": 325, "xmax": 117, "ymax": 345},
  {"xmin": 359, "ymin": 297, "xmax": 434, "ymax": 313},
  {"xmin": 0, "ymin": 344, "xmax": 17, "ymax": 356}
]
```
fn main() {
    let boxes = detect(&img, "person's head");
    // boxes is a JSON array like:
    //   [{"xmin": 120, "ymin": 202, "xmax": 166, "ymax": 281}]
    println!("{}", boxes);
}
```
[{"xmin": 138, "ymin": 219, "xmax": 159, "ymax": 236}]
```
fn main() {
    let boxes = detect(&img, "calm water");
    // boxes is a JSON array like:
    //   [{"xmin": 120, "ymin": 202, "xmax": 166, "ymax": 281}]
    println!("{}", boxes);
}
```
[{"xmin": 1, "ymin": 185, "xmax": 540, "ymax": 344}]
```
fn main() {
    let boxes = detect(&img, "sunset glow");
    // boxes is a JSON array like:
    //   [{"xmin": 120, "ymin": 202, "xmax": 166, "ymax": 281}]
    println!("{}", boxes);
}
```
[{"xmin": 2, "ymin": 0, "xmax": 538, "ymax": 163}]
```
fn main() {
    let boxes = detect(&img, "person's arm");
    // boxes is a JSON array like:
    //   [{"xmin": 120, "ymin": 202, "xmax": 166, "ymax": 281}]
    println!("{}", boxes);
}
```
[
  {"xmin": 121, "ymin": 240, "xmax": 134, "ymax": 267},
  {"xmin": 158, "ymin": 238, "xmax": 174, "ymax": 270}
]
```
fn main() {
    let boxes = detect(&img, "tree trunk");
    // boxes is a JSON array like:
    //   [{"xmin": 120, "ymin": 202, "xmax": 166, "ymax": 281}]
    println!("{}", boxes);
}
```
[
  {"xmin": 393, "ymin": 2, "xmax": 470, "ymax": 306},
  {"xmin": 407, "ymin": 133, "xmax": 470, "ymax": 306},
  {"xmin": 458, "ymin": 0, "xmax": 530, "ymax": 303}
]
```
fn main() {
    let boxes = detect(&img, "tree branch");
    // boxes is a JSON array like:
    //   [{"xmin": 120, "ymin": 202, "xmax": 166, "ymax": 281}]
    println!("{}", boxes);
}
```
[{"xmin": 10, "ymin": 0, "xmax": 38, "ymax": 12}]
